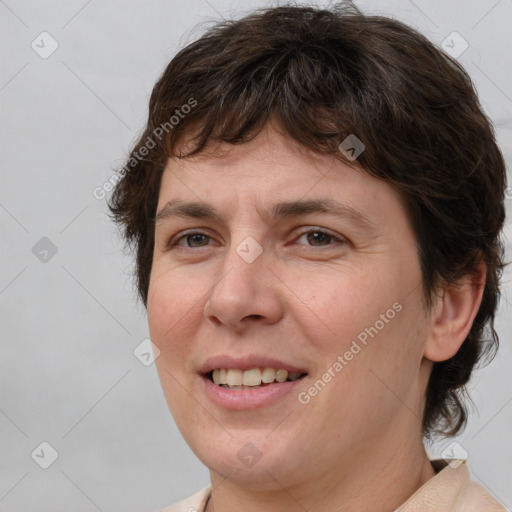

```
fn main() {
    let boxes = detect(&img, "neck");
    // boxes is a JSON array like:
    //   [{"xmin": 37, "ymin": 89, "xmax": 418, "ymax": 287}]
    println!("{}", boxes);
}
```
[{"xmin": 205, "ymin": 437, "xmax": 436, "ymax": 512}]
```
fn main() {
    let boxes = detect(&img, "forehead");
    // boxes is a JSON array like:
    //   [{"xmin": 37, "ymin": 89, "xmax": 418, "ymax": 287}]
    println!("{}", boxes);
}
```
[
  {"xmin": 172, "ymin": 121, "xmax": 333, "ymax": 175},
  {"xmin": 164, "ymin": 124, "xmax": 363, "ymax": 194},
  {"xmin": 157, "ymin": 123, "xmax": 409, "ymax": 230}
]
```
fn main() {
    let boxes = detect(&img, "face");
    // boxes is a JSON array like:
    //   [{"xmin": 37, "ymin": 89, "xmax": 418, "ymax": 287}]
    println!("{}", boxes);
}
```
[{"xmin": 148, "ymin": 123, "xmax": 433, "ymax": 489}]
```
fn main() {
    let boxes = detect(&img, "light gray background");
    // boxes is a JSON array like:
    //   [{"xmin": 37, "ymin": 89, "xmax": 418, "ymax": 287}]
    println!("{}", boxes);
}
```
[{"xmin": 1, "ymin": 1, "xmax": 511, "ymax": 511}]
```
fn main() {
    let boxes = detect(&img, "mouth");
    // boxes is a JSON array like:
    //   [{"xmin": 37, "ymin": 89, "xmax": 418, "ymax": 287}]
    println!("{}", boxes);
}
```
[
  {"xmin": 206, "ymin": 367, "xmax": 308, "ymax": 390},
  {"xmin": 198, "ymin": 355, "xmax": 309, "ymax": 409}
]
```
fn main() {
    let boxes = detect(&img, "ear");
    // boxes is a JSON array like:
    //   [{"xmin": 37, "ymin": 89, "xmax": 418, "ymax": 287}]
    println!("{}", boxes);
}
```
[{"xmin": 424, "ymin": 261, "xmax": 486, "ymax": 362}]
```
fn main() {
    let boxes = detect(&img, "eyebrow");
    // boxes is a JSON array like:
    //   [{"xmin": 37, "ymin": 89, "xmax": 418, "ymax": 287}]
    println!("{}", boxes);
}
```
[{"xmin": 155, "ymin": 198, "xmax": 376, "ymax": 230}]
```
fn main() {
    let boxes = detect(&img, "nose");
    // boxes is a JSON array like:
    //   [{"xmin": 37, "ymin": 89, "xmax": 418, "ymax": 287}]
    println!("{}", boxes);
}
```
[{"xmin": 203, "ymin": 240, "xmax": 284, "ymax": 332}]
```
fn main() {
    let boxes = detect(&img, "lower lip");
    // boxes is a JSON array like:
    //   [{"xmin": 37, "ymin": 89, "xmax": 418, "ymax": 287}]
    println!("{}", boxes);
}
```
[{"xmin": 201, "ymin": 375, "xmax": 306, "ymax": 410}]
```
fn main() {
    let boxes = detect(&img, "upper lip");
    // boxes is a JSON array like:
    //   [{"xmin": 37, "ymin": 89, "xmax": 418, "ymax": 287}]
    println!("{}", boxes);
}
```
[{"xmin": 198, "ymin": 355, "xmax": 309, "ymax": 375}]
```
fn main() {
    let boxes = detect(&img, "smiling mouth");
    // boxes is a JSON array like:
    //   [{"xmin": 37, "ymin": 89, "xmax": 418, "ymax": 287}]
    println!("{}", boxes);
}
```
[{"xmin": 207, "ymin": 367, "xmax": 308, "ymax": 389}]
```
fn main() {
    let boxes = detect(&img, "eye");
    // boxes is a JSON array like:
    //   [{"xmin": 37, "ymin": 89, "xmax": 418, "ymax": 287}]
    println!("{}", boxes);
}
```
[
  {"xmin": 295, "ymin": 228, "xmax": 345, "ymax": 247},
  {"xmin": 167, "ymin": 227, "xmax": 345, "ymax": 250},
  {"xmin": 171, "ymin": 231, "xmax": 213, "ymax": 248}
]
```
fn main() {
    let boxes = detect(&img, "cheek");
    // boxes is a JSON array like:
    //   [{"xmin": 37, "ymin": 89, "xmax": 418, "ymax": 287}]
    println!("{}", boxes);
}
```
[
  {"xmin": 148, "ymin": 273, "xmax": 203, "ymax": 423},
  {"xmin": 148, "ymin": 267, "xmax": 202, "ymax": 336},
  {"xmin": 147, "ymin": 270, "xmax": 205, "ymax": 375},
  {"xmin": 283, "ymin": 263, "xmax": 403, "ymax": 356},
  {"xmin": 285, "ymin": 260, "xmax": 425, "ymax": 416}
]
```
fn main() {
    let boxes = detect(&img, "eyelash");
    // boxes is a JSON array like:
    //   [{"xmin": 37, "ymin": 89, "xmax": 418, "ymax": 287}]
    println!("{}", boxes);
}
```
[{"xmin": 169, "ymin": 227, "xmax": 346, "ymax": 249}]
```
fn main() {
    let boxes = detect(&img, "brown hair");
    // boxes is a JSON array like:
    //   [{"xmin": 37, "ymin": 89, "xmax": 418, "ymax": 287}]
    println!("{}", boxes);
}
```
[{"xmin": 108, "ymin": 2, "xmax": 507, "ymax": 437}]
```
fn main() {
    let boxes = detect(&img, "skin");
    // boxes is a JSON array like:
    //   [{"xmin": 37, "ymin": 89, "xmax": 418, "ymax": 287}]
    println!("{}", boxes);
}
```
[{"xmin": 147, "ymin": 121, "xmax": 485, "ymax": 512}]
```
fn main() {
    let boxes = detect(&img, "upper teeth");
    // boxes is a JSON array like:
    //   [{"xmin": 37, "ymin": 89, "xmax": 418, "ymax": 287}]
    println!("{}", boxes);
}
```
[{"xmin": 211, "ymin": 368, "xmax": 303, "ymax": 386}]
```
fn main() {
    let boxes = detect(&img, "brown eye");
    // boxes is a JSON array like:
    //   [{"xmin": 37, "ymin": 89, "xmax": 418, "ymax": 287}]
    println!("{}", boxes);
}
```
[
  {"xmin": 296, "ymin": 229, "xmax": 344, "ymax": 247},
  {"xmin": 306, "ymin": 231, "xmax": 332, "ymax": 246}
]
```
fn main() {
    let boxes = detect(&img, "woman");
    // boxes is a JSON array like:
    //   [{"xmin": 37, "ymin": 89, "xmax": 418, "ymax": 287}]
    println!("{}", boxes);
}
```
[{"xmin": 109, "ymin": 3, "xmax": 507, "ymax": 511}]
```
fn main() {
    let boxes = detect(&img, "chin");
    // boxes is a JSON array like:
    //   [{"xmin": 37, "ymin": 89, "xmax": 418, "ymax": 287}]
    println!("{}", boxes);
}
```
[{"xmin": 188, "ymin": 430, "xmax": 299, "ymax": 484}]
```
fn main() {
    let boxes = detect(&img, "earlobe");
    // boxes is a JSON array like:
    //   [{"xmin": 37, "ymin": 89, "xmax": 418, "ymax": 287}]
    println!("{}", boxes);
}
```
[{"xmin": 424, "ymin": 262, "xmax": 486, "ymax": 362}]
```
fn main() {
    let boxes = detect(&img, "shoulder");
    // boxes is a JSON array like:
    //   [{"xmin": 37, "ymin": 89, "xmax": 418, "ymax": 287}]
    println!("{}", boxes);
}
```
[
  {"xmin": 457, "ymin": 477, "xmax": 507, "ymax": 511},
  {"xmin": 397, "ymin": 460, "xmax": 506, "ymax": 511},
  {"xmin": 156, "ymin": 485, "xmax": 212, "ymax": 512}
]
